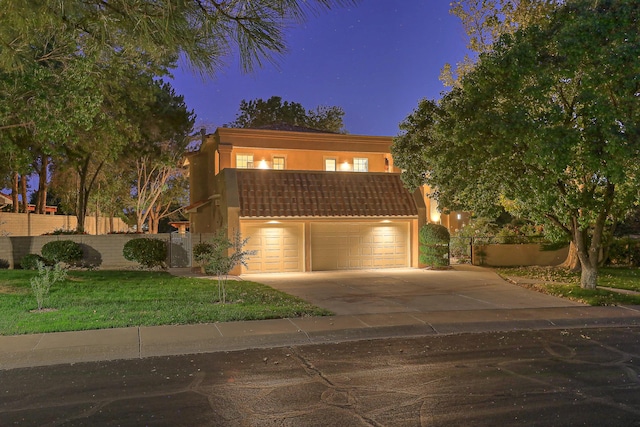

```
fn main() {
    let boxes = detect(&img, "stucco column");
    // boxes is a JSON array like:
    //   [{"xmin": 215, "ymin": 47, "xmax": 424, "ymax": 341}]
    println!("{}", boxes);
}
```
[
  {"xmin": 411, "ymin": 218, "xmax": 421, "ymax": 268},
  {"xmin": 218, "ymin": 143, "xmax": 233, "ymax": 172}
]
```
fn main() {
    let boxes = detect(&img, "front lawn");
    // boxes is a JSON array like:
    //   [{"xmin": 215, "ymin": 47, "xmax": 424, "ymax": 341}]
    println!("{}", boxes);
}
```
[
  {"xmin": 0, "ymin": 270, "xmax": 332, "ymax": 335},
  {"xmin": 497, "ymin": 266, "xmax": 640, "ymax": 306}
]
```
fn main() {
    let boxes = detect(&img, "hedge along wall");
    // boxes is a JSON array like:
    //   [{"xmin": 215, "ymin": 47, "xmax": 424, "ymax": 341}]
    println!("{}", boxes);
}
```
[
  {"xmin": 472, "ymin": 243, "xmax": 569, "ymax": 267},
  {"xmin": 0, "ymin": 212, "xmax": 129, "ymax": 236},
  {"xmin": 0, "ymin": 233, "xmax": 220, "ymax": 269}
]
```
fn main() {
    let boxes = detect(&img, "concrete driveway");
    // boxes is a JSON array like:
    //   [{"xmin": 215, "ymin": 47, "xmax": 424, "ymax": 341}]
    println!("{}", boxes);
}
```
[{"xmin": 242, "ymin": 265, "xmax": 583, "ymax": 315}]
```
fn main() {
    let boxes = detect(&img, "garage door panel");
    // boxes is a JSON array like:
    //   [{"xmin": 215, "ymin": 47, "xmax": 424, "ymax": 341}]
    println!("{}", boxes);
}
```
[
  {"xmin": 242, "ymin": 224, "xmax": 303, "ymax": 273},
  {"xmin": 311, "ymin": 222, "xmax": 409, "ymax": 271},
  {"xmin": 283, "ymin": 249, "xmax": 299, "ymax": 258}
]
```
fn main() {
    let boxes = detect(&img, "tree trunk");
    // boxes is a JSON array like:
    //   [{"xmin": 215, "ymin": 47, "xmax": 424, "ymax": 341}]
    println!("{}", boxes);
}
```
[
  {"xmin": 576, "ymin": 240, "xmax": 598, "ymax": 290},
  {"xmin": 580, "ymin": 262, "xmax": 598, "ymax": 290},
  {"xmin": 148, "ymin": 207, "xmax": 159, "ymax": 234},
  {"xmin": 75, "ymin": 155, "xmax": 104, "ymax": 233},
  {"xmin": 560, "ymin": 241, "xmax": 581, "ymax": 271},
  {"xmin": 35, "ymin": 157, "xmax": 48, "ymax": 214},
  {"xmin": 19, "ymin": 175, "xmax": 28, "ymax": 213},
  {"xmin": 11, "ymin": 173, "xmax": 19, "ymax": 213},
  {"xmin": 598, "ymin": 221, "xmax": 617, "ymax": 268},
  {"xmin": 76, "ymin": 167, "xmax": 87, "ymax": 233}
]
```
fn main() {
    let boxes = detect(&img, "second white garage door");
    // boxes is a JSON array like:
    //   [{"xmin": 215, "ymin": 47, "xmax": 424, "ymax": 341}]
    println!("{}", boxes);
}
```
[
  {"xmin": 311, "ymin": 222, "xmax": 409, "ymax": 270},
  {"xmin": 242, "ymin": 223, "xmax": 304, "ymax": 273}
]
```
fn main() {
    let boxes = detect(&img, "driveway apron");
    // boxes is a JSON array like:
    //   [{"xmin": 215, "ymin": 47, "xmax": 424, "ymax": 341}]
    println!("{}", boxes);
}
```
[{"xmin": 242, "ymin": 265, "xmax": 583, "ymax": 315}]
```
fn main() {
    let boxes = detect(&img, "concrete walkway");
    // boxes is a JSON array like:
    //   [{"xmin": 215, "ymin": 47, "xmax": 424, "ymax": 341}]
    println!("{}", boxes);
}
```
[{"xmin": 2, "ymin": 267, "xmax": 640, "ymax": 370}]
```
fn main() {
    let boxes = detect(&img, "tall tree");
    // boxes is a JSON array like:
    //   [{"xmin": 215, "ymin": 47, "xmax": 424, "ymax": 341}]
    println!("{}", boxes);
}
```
[
  {"xmin": 0, "ymin": 48, "xmax": 105, "ymax": 213},
  {"xmin": 393, "ymin": 0, "xmax": 640, "ymax": 289},
  {"xmin": 52, "ymin": 61, "xmax": 167, "ymax": 232},
  {"xmin": 1, "ymin": 1, "xmax": 354, "ymax": 225},
  {"xmin": 0, "ymin": 1, "xmax": 357, "ymax": 77},
  {"xmin": 126, "ymin": 82, "xmax": 195, "ymax": 234},
  {"xmin": 441, "ymin": 0, "xmax": 560, "ymax": 87},
  {"xmin": 226, "ymin": 96, "xmax": 346, "ymax": 133}
]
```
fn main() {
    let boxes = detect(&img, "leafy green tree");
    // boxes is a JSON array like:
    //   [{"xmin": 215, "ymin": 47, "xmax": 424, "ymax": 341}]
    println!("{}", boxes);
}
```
[
  {"xmin": 394, "ymin": 0, "xmax": 640, "ymax": 289},
  {"xmin": 124, "ymin": 82, "xmax": 195, "ymax": 234},
  {"xmin": 1, "ymin": 0, "xmax": 354, "ymax": 225},
  {"xmin": 0, "ymin": 54, "xmax": 103, "ymax": 207},
  {"xmin": 442, "ymin": 0, "xmax": 560, "ymax": 87},
  {"xmin": 0, "ymin": 1, "xmax": 356, "ymax": 77},
  {"xmin": 226, "ymin": 96, "xmax": 346, "ymax": 133},
  {"xmin": 48, "ymin": 65, "xmax": 177, "ymax": 232}
]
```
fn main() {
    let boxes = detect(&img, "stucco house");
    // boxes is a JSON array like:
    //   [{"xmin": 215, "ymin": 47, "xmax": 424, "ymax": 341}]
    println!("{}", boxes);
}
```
[{"xmin": 186, "ymin": 127, "xmax": 467, "ymax": 273}]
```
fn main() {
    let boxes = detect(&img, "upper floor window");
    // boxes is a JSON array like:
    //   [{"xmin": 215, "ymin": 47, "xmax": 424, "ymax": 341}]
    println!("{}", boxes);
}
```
[
  {"xmin": 236, "ymin": 154, "xmax": 253, "ymax": 169},
  {"xmin": 353, "ymin": 157, "xmax": 368, "ymax": 172},
  {"xmin": 325, "ymin": 158, "xmax": 337, "ymax": 171},
  {"xmin": 273, "ymin": 156, "xmax": 285, "ymax": 170}
]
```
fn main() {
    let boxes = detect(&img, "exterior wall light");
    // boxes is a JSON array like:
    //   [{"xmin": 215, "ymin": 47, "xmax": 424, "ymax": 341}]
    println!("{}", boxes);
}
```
[
  {"xmin": 258, "ymin": 159, "xmax": 269, "ymax": 169},
  {"xmin": 340, "ymin": 161, "xmax": 351, "ymax": 171}
]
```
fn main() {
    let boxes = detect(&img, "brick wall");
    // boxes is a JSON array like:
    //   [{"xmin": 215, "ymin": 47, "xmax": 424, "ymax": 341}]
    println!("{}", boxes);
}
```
[{"xmin": 0, "ymin": 212, "xmax": 129, "ymax": 237}]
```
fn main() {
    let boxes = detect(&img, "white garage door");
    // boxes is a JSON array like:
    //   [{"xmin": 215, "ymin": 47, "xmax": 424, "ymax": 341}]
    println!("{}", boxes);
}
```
[
  {"xmin": 311, "ymin": 222, "xmax": 409, "ymax": 270},
  {"xmin": 241, "ymin": 223, "xmax": 304, "ymax": 273}
]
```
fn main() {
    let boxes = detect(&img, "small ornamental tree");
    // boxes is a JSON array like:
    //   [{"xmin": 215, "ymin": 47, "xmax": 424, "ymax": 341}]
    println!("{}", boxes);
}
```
[
  {"xmin": 419, "ymin": 224, "xmax": 450, "ymax": 268},
  {"xmin": 31, "ymin": 261, "xmax": 68, "ymax": 311},
  {"xmin": 197, "ymin": 229, "xmax": 256, "ymax": 303}
]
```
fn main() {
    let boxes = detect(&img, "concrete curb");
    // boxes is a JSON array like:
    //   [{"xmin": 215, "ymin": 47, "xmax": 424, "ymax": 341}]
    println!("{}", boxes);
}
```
[{"xmin": 2, "ymin": 305, "xmax": 639, "ymax": 370}]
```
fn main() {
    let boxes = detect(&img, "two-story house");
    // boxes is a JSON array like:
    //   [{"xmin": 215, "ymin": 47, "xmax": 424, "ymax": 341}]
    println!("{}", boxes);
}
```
[{"xmin": 186, "ymin": 126, "xmax": 467, "ymax": 273}]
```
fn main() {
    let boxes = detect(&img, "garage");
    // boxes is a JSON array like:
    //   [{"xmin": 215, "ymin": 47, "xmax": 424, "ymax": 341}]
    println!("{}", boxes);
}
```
[
  {"xmin": 311, "ymin": 222, "xmax": 409, "ymax": 270},
  {"xmin": 241, "ymin": 223, "xmax": 304, "ymax": 273}
]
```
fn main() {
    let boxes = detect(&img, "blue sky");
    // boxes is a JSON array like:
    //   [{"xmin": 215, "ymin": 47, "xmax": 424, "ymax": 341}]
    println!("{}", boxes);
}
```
[{"xmin": 169, "ymin": 1, "xmax": 470, "ymax": 137}]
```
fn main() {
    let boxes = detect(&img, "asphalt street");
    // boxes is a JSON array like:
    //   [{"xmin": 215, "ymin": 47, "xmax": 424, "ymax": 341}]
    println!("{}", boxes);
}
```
[{"xmin": 2, "ymin": 326, "xmax": 640, "ymax": 426}]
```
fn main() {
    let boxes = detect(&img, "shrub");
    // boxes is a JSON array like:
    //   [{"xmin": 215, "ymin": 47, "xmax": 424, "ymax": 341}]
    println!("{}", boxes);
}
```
[
  {"xmin": 123, "ymin": 238, "xmax": 167, "ymax": 268},
  {"xmin": 193, "ymin": 242, "xmax": 214, "ymax": 267},
  {"xmin": 607, "ymin": 238, "xmax": 640, "ymax": 266},
  {"xmin": 419, "ymin": 223, "xmax": 450, "ymax": 267},
  {"xmin": 41, "ymin": 240, "xmax": 83, "ymax": 265},
  {"xmin": 20, "ymin": 254, "xmax": 47, "ymax": 270},
  {"xmin": 43, "ymin": 228, "xmax": 87, "ymax": 235}
]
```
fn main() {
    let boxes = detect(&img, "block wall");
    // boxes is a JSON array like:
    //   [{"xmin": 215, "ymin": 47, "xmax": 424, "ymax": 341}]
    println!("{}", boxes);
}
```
[
  {"xmin": 0, "ymin": 212, "xmax": 129, "ymax": 236},
  {"xmin": 472, "ymin": 243, "xmax": 569, "ymax": 267},
  {"xmin": 0, "ymin": 233, "xmax": 221, "ymax": 269}
]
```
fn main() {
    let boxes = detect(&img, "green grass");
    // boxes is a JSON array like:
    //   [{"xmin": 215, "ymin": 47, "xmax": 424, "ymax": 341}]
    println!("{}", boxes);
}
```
[
  {"xmin": 0, "ymin": 270, "xmax": 332, "ymax": 335},
  {"xmin": 497, "ymin": 266, "xmax": 640, "ymax": 306}
]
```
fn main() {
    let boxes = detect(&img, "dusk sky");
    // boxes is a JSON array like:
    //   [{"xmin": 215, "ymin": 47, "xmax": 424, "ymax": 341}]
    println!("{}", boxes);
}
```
[{"xmin": 169, "ymin": 1, "xmax": 470, "ymax": 137}]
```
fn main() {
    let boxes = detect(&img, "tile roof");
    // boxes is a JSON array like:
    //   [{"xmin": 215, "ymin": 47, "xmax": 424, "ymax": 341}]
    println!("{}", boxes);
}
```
[{"xmin": 235, "ymin": 170, "xmax": 418, "ymax": 218}]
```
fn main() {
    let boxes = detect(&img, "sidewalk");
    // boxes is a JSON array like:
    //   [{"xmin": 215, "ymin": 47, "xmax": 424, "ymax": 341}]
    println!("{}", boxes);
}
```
[{"xmin": 2, "ymin": 305, "xmax": 640, "ymax": 370}]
